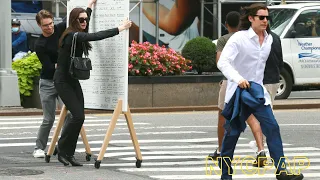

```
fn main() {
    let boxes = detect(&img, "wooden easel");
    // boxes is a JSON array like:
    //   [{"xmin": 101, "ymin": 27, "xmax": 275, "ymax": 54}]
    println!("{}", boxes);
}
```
[
  {"xmin": 45, "ymin": 105, "xmax": 92, "ymax": 163},
  {"xmin": 94, "ymin": 99, "xmax": 142, "ymax": 169}
]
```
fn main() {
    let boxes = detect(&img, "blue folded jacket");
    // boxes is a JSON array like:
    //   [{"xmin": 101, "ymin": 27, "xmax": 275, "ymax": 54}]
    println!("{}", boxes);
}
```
[{"xmin": 221, "ymin": 81, "xmax": 265, "ymax": 133}]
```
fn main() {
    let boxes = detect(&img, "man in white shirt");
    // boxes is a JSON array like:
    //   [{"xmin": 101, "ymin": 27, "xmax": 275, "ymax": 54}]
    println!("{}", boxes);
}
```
[{"xmin": 217, "ymin": 4, "xmax": 304, "ymax": 180}]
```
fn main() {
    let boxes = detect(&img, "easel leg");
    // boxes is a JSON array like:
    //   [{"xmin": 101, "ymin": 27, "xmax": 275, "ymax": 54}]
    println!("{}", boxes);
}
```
[
  {"xmin": 45, "ymin": 105, "xmax": 67, "ymax": 163},
  {"xmin": 80, "ymin": 126, "xmax": 92, "ymax": 161},
  {"xmin": 94, "ymin": 100, "xmax": 122, "ymax": 169},
  {"xmin": 124, "ymin": 104, "xmax": 142, "ymax": 167}
]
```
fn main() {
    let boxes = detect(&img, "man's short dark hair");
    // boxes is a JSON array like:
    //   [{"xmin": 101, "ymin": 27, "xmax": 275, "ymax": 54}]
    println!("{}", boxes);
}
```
[{"xmin": 226, "ymin": 11, "xmax": 240, "ymax": 28}]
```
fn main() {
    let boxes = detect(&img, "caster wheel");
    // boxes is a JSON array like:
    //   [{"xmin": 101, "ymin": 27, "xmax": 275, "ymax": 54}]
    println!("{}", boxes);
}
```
[
  {"xmin": 136, "ymin": 159, "xmax": 142, "ymax": 168},
  {"xmin": 94, "ymin": 160, "xmax": 101, "ymax": 169},
  {"xmin": 45, "ymin": 155, "xmax": 51, "ymax": 163},
  {"xmin": 85, "ymin": 154, "xmax": 91, "ymax": 161}
]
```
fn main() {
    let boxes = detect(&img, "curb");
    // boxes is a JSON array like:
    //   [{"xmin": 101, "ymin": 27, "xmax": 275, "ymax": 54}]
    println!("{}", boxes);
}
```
[{"xmin": 0, "ymin": 104, "xmax": 319, "ymax": 116}]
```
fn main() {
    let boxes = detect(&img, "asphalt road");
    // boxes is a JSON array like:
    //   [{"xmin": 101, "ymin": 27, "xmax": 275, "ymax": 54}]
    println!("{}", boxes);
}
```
[{"xmin": 0, "ymin": 110, "xmax": 319, "ymax": 180}]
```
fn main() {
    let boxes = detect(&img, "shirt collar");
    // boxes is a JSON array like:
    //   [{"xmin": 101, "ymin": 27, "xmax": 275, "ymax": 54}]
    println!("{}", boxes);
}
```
[{"xmin": 248, "ymin": 27, "xmax": 269, "ymax": 39}]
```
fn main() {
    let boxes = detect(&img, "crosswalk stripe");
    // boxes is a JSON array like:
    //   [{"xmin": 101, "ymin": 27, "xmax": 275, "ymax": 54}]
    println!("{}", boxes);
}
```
[
  {"xmin": 75, "ymin": 143, "xmax": 293, "ymax": 152},
  {"xmin": 0, "ymin": 131, "xmax": 207, "ymax": 141},
  {"xmin": 149, "ymin": 173, "xmax": 320, "ymax": 179},
  {"xmin": 84, "ymin": 158, "xmax": 320, "ymax": 167},
  {"xmin": 95, "ymin": 147, "xmax": 320, "ymax": 158},
  {"xmin": 83, "ymin": 161, "xmax": 208, "ymax": 167},
  {"xmin": 119, "ymin": 166, "xmax": 320, "ymax": 172},
  {"xmin": 0, "ymin": 122, "xmax": 149, "ymax": 130},
  {"xmin": 0, "ymin": 116, "xmax": 96, "ymax": 121},
  {"xmin": 0, "ymin": 119, "xmax": 126, "ymax": 125},
  {"xmin": 0, "ymin": 138, "xmax": 238, "ymax": 147},
  {"xmin": 120, "ymin": 152, "xmax": 320, "ymax": 160}
]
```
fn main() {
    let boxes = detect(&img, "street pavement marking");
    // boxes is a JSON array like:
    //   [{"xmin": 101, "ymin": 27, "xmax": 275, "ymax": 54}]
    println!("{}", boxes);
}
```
[
  {"xmin": 0, "ymin": 119, "xmax": 126, "ymax": 125},
  {"xmin": 119, "ymin": 152, "xmax": 320, "ymax": 160},
  {"xmin": 75, "ymin": 143, "xmax": 292, "ymax": 152},
  {"xmin": 149, "ymin": 173, "xmax": 320, "ymax": 179},
  {"xmin": 0, "ymin": 116, "xmax": 96, "ymax": 121},
  {"xmin": 0, "ymin": 123, "xmax": 149, "ymax": 130},
  {"xmin": 0, "ymin": 131, "xmax": 207, "ymax": 141},
  {"xmin": 83, "ymin": 158, "xmax": 320, "ymax": 167},
  {"xmin": 97, "ymin": 147, "xmax": 319, "ymax": 158},
  {"xmin": 119, "ymin": 166, "xmax": 320, "ymax": 172},
  {"xmin": 0, "ymin": 138, "xmax": 241, "ymax": 147}
]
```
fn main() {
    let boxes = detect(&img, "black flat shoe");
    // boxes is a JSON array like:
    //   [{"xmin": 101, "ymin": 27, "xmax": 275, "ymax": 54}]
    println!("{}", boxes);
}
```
[
  {"xmin": 66, "ymin": 155, "xmax": 83, "ymax": 166},
  {"xmin": 57, "ymin": 153, "xmax": 69, "ymax": 166}
]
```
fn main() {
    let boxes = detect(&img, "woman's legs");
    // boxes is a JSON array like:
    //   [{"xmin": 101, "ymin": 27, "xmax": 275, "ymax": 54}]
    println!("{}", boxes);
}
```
[{"xmin": 54, "ymin": 81, "xmax": 85, "ymax": 156}]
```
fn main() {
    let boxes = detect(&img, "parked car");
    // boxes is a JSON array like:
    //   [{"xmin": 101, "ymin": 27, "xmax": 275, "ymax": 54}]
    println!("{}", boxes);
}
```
[
  {"xmin": 213, "ymin": 3, "xmax": 320, "ymax": 99},
  {"xmin": 269, "ymin": 3, "xmax": 320, "ymax": 99}
]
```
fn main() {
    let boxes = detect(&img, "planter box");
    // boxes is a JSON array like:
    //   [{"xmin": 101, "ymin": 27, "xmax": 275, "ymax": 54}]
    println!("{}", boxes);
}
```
[
  {"xmin": 25, "ymin": 75, "xmax": 223, "ymax": 109},
  {"xmin": 21, "ymin": 77, "xmax": 42, "ymax": 109},
  {"xmin": 128, "ymin": 75, "xmax": 223, "ymax": 108}
]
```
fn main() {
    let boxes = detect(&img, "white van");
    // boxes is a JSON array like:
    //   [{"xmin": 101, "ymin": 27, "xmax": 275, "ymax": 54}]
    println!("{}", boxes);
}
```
[{"xmin": 268, "ymin": 3, "xmax": 320, "ymax": 99}]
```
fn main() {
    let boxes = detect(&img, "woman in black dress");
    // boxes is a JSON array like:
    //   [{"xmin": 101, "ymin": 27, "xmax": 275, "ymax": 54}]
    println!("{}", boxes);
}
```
[{"xmin": 53, "ymin": 7, "xmax": 132, "ymax": 166}]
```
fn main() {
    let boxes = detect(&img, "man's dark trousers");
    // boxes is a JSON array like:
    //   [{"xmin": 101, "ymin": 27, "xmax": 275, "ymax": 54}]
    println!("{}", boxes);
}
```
[{"xmin": 219, "ymin": 105, "xmax": 286, "ymax": 179}]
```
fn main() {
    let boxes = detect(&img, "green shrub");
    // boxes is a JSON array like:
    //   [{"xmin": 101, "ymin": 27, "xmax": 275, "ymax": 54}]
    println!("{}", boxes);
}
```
[
  {"xmin": 12, "ymin": 52, "xmax": 42, "ymax": 97},
  {"xmin": 181, "ymin": 37, "xmax": 216, "ymax": 74}
]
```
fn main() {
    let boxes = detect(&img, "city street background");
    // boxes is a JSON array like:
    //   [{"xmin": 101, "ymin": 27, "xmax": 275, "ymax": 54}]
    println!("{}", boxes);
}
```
[{"xmin": 0, "ymin": 109, "xmax": 319, "ymax": 180}]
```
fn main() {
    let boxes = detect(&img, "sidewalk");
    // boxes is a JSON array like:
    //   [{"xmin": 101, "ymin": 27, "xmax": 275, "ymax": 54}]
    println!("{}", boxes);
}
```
[{"xmin": 0, "ymin": 98, "xmax": 319, "ymax": 116}]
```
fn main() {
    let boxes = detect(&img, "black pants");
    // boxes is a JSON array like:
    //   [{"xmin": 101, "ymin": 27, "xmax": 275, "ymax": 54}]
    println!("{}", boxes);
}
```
[{"xmin": 54, "ymin": 80, "xmax": 84, "ymax": 156}]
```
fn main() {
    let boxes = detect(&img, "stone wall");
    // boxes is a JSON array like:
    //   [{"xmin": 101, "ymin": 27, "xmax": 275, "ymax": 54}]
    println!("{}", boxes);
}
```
[{"xmin": 128, "ymin": 75, "xmax": 222, "ymax": 108}]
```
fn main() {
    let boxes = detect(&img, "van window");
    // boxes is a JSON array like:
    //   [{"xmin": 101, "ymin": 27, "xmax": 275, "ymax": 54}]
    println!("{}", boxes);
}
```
[
  {"xmin": 288, "ymin": 9, "xmax": 320, "ymax": 38},
  {"xmin": 269, "ymin": 8, "xmax": 297, "ymax": 36}
]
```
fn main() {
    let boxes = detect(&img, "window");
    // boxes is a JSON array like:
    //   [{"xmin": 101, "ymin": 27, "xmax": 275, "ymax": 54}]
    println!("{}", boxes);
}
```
[
  {"xmin": 287, "ymin": 9, "xmax": 320, "ymax": 38},
  {"xmin": 269, "ymin": 8, "xmax": 297, "ymax": 36}
]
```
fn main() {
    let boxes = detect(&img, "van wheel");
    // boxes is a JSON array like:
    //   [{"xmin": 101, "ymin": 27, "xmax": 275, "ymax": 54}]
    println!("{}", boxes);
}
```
[{"xmin": 275, "ymin": 68, "xmax": 293, "ymax": 99}]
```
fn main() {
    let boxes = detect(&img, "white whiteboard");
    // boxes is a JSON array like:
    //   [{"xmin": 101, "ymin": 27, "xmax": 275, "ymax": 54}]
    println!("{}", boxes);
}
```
[{"xmin": 67, "ymin": 0, "xmax": 129, "ymax": 111}]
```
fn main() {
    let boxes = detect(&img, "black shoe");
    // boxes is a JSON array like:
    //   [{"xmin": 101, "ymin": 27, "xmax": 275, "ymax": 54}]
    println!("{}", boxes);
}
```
[
  {"xmin": 66, "ymin": 155, "xmax": 83, "ymax": 166},
  {"xmin": 208, "ymin": 149, "xmax": 220, "ymax": 160},
  {"xmin": 276, "ymin": 171, "xmax": 304, "ymax": 180},
  {"xmin": 252, "ymin": 150, "xmax": 267, "ymax": 167},
  {"xmin": 57, "ymin": 153, "xmax": 70, "ymax": 166}
]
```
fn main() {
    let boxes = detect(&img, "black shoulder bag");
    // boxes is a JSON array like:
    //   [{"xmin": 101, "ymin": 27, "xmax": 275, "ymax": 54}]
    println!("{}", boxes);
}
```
[{"xmin": 69, "ymin": 32, "xmax": 92, "ymax": 80}]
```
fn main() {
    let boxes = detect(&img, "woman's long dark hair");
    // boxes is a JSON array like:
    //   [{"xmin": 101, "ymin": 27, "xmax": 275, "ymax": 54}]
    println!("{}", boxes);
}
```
[
  {"xmin": 59, "ymin": 7, "xmax": 92, "ymax": 50},
  {"xmin": 239, "ymin": 3, "xmax": 270, "ymax": 33}
]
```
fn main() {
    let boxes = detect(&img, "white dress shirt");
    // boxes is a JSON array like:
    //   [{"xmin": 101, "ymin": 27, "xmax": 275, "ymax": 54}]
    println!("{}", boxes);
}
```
[{"xmin": 217, "ymin": 27, "xmax": 273, "ymax": 106}]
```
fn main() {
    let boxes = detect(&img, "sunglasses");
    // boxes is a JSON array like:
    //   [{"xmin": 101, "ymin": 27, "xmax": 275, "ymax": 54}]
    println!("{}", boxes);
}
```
[
  {"xmin": 78, "ymin": 17, "xmax": 88, "ymax": 23},
  {"xmin": 255, "ymin": 15, "xmax": 271, "ymax": 21}
]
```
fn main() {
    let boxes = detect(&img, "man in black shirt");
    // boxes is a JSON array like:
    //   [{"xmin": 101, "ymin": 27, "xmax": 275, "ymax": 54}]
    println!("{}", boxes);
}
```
[
  {"xmin": 33, "ymin": 0, "xmax": 96, "ymax": 158},
  {"xmin": 263, "ymin": 31, "xmax": 283, "ymax": 104}
]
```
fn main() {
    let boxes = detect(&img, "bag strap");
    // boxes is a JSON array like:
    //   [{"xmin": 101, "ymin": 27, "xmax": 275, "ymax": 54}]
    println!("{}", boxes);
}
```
[{"xmin": 70, "ymin": 32, "xmax": 78, "ymax": 58}]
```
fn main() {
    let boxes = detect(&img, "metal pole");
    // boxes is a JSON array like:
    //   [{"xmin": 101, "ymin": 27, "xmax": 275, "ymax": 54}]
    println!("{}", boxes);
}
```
[
  {"xmin": 1, "ymin": 0, "xmax": 11, "ymax": 69},
  {"xmin": 0, "ymin": 0, "xmax": 20, "ymax": 106},
  {"xmin": 139, "ymin": 0, "xmax": 143, "ymax": 43},
  {"xmin": 55, "ymin": 0, "xmax": 60, "ymax": 18},
  {"xmin": 212, "ymin": 1, "xmax": 217, "ymax": 39},
  {"xmin": 218, "ymin": 0, "xmax": 221, "ymax": 37},
  {"xmin": 155, "ymin": 0, "xmax": 159, "ymax": 44},
  {"xmin": 200, "ymin": 0, "xmax": 204, "ymax": 37}
]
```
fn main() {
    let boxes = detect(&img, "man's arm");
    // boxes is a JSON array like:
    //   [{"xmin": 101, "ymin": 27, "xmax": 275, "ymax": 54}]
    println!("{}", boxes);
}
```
[
  {"xmin": 217, "ymin": 35, "xmax": 243, "ymax": 84},
  {"xmin": 277, "ymin": 36, "xmax": 284, "ymax": 72},
  {"xmin": 215, "ymin": 37, "xmax": 226, "ymax": 64},
  {"xmin": 12, "ymin": 32, "xmax": 27, "ymax": 48},
  {"xmin": 142, "ymin": 0, "xmax": 199, "ymax": 36}
]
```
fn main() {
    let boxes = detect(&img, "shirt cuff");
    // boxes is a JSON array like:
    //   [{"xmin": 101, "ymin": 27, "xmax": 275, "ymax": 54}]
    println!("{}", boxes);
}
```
[{"xmin": 232, "ymin": 75, "xmax": 244, "ymax": 84}]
